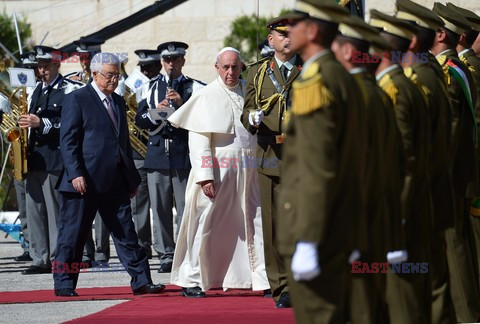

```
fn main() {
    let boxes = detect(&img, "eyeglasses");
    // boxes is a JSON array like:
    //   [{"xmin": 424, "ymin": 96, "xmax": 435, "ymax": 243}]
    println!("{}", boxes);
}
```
[{"xmin": 98, "ymin": 71, "xmax": 121, "ymax": 80}]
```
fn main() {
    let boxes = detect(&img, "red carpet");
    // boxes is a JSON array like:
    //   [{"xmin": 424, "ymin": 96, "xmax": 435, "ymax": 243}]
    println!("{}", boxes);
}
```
[
  {"xmin": 1, "ymin": 285, "xmax": 255, "ymax": 304},
  {"xmin": 67, "ymin": 293, "xmax": 295, "ymax": 323},
  {"xmin": 1, "ymin": 286, "xmax": 295, "ymax": 323},
  {"xmin": 0, "ymin": 286, "xmax": 135, "ymax": 304}
]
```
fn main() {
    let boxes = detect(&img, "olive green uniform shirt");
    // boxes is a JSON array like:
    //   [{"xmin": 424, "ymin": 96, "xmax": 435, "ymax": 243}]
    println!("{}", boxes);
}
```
[
  {"xmin": 278, "ymin": 51, "xmax": 367, "ymax": 257},
  {"xmin": 377, "ymin": 65, "xmax": 430, "ymax": 245}
]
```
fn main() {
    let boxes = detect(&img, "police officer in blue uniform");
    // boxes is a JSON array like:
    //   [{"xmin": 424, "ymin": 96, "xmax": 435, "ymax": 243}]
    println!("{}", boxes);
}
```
[
  {"xmin": 20, "ymin": 45, "xmax": 83, "ymax": 274},
  {"xmin": 129, "ymin": 49, "xmax": 163, "ymax": 258},
  {"xmin": 135, "ymin": 41, "xmax": 204, "ymax": 272}
]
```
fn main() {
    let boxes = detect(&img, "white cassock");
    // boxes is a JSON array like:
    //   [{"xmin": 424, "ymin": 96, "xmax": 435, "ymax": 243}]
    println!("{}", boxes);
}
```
[{"xmin": 168, "ymin": 76, "xmax": 269, "ymax": 291}]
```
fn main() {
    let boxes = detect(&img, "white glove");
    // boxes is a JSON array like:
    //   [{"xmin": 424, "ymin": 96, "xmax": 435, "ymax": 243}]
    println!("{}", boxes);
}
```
[
  {"xmin": 291, "ymin": 241, "xmax": 321, "ymax": 281},
  {"xmin": 248, "ymin": 110, "xmax": 264, "ymax": 127},
  {"xmin": 386, "ymin": 250, "xmax": 408, "ymax": 264},
  {"xmin": 348, "ymin": 249, "xmax": 361, "ymax": 264}
]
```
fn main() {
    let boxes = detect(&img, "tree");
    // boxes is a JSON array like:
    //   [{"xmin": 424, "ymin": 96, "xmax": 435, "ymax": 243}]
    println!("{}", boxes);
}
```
[
  {"xmin": 225, "ymin": 13, "xmax": 283, "ymax": 65},
  {"xmin": 0, "ymin": 10, "xmax": 32, "ymax": 60}
]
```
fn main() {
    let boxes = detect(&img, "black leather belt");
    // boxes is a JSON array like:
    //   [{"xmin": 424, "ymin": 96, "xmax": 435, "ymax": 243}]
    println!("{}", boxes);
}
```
[{"xmin": 257, "ymin": 134, "xmax": 285, "ymax": 145}]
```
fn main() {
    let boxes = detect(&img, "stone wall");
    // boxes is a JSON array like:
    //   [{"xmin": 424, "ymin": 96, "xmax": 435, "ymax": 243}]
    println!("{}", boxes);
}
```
[
  {"xmin": 3, "ymin": 0, "xmax": 295, "ymax": 82},
  {"xmin": 2, "ymin": 0, "xmax": 480, "ymax": 82}
]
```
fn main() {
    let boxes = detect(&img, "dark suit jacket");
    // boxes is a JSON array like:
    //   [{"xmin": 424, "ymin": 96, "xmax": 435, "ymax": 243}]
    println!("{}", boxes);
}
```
[{"xmin": 58, "ymin": 83, "xmax": 140, "ymax": 194}]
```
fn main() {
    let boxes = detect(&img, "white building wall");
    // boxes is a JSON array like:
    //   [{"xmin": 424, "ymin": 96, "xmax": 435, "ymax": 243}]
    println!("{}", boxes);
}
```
[{"xmin": 2, "ymin": 0, "xmax": 479, "ymax": 82}]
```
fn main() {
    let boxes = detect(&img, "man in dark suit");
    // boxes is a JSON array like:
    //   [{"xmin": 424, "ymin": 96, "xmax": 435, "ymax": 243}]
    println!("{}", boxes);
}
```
[
  {"xmin": 19, "ymin": 45, "xmax": 83, "ymax": 275},
  {"xmin": 135, "ymin": 41, "xmax": 204, "ymax": 273},
  {"xmin": 53, "ymin": 52, "xmax": 164, "ymax": 297}
]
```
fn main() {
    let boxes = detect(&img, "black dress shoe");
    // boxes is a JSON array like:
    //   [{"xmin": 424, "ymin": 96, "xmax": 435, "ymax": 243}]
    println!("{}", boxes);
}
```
[
  {"xmin": 133, "ymin": 283, "xmax": 165, "ymax": 295},
  {"xmin": 275, "ymin": 292, "xmax": 291, "ymax": 308},
  {"xmin": 81, "ymin": 260, "xmax": 93, "ymax": 269},
  {"xmin": 21, "ymin": 266, "xmax": 51, "ymax": 275},
  {"xmin": 54, "ymin": 288, "xmax": 78, "ymax": 297},
  {"xmin": 93, "ymin": 260, "xmax": 109, "ymax": 268},
  {"xmin": 263, "ymin": 289, "xmax": 272, "ymax": 298},
  {"xmin": 157, "ymin": 262, "xmax": 172, "ymax": 273},
  {"xmin": 181, "ymin": 286, "xmax": 206, "ymax": 298},
  {"xmin": 14, "ymin": 251, "xmax": 32, "ymax": 262}
]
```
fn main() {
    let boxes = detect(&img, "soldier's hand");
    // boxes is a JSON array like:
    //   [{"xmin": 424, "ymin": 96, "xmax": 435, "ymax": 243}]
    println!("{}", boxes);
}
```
[
  {"xmin": 18, "ymin": 114, "xmax": 41, "ymax": 128},
  {"xmin": 200, "ymin": 180, "xmax": 216, "ymax": 199},
  {"xmin": 386, "ymin": 250, "xmax": 408, "ymax": 264},
  {"xmin": 291, "ymin": 241, "xmax": 321, "ymax": 281},
  {"xmin": 72, "ymin": 176, "xmax": 87, "ymax": 195},
  {"xmin": 248, "ymin": 110, "xmax": 264, "ymax": 127}
]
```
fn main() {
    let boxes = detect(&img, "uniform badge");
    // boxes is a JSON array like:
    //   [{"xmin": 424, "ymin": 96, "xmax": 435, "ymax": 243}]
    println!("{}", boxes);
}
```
[
  {"xmin": 168, "ymin": 44, "xmax": 175, "ymax": 52},
  {"xmin": 17, "ymin": 73, "xmax": 28, "ymax": 85}
]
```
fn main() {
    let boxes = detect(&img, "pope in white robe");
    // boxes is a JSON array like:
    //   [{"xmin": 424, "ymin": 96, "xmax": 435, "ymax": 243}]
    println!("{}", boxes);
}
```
[{"xmin": 168, "ymin": 48, "xmax": 269, "ymax": 296}]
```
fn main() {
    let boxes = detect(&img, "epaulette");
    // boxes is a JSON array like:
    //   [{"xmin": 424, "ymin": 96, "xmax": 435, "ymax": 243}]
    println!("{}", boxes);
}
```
[
  {"xmin": 149, "ymin": 74, "xmax": 163, "ymax": 84},
  {"xmin": 63, "ymin": 78, "xmax": 84, "ymax": 86},
  {"xmin": 378, "ymin": 74, "xmax": 398, "ymax": 106},
  {"xmin": 185, "ymin": 76, "xmax": 207, "ymax": 86},
  {"xmin": 64, "ymin": 71, "xmax": 80, "ymax": 78},
  {"xmin": 437, "ymin": 54, "xmax": 447, "ymax": 66},
  {"xmin": 291, "ymin": 63, "xmax": 333, "ymax": 116},
  {"xmin": 459, "ymin": 55, "xmax": 476, "ymax": 73},
  {"xmin": 246, "ymin": 56, "xmax": 270, "ymax": 69},
  {"xmin": 62, "ymin": 78, "xmax": 85, "ymax": 94},
  {"xmin": 404, "ymin": 67, "xmax": 431, "ymax": 99}
]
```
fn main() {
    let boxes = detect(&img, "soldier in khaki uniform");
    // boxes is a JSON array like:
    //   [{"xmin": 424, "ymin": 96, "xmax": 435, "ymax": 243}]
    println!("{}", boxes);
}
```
[
  {"xmin": 332, "ymin": 16, "xmax": 404, "ymax": 323},
  {"xmin": 370, "ymin": 10, "xmax": 432, "ymax": 324},
  {"xmin": 395, "ymin": 1, "xmax": 455, "ymax": 322},
  {"xmin": 278, "ymin": 1, "xmax": 366, "ymax": 322},
  {"xmin": 241, "ymin": 16, "xmax": 302, "ymax": 308},
  {"xmin": 431, "ymin": 3, "xmax": 480, "ymax": 322},
  {"xmin": 447, "ymin": 2, "xmax": 480, "ymax": 286}
]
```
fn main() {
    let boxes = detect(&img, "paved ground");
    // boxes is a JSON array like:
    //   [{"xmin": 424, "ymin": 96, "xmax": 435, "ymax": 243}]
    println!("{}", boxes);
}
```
[{"xmin": 0, "ymin": 234, "xmax": 171, "ymax": 323}]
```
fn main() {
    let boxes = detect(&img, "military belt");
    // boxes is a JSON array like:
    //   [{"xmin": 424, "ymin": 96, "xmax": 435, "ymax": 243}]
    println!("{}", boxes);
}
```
[{"xmin": 257, "ymin": 134, "xmax": 285, "ymax": 145}]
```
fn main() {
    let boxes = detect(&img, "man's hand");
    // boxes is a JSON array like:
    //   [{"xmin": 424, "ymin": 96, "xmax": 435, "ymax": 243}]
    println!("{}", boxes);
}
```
[
  {"xmin": 386, "ymin": 250, "xmax": 408, "ymax": 264},
  {"xmin": 157, "ymin": 90, "xmax": 183, "ymax": 109},
  {"xmin": 291, "ymin": 241, "xmax": 321, "ymax": 281},
  {"xmin": 18, "ymin": 114, "xmax": 41, "ymax": 128},
  {"xmin": 166, "ymin": 89, "xmax": 183, "ymax": 107},
  {"xmin": 200, "ymin": 180, "xmax": 216, "ymax": 199},
  {"xmin": 72, "ymin": 176, "xmax": 87, "ymax": 195},
  {"xmin": 248, "ymin": 110, "xmax": 264, "ymax": 127}
]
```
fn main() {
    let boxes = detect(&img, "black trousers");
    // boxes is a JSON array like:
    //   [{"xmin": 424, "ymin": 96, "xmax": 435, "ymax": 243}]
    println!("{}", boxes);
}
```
[{"xmin": 53, "ymin": 166, "xmax": 151, "ymax": 291}]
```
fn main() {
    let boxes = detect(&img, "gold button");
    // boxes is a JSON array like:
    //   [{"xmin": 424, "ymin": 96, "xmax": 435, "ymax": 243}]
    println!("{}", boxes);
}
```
[{"xmin": 284, "ymin": 202, "xmax": 291, "ymax": 210}]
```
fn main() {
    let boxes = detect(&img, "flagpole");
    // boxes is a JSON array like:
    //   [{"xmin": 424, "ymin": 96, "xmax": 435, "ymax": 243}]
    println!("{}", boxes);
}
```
[{"xmin": 13, "ymin": 13, "xmax": 23, "ymax": 55}]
